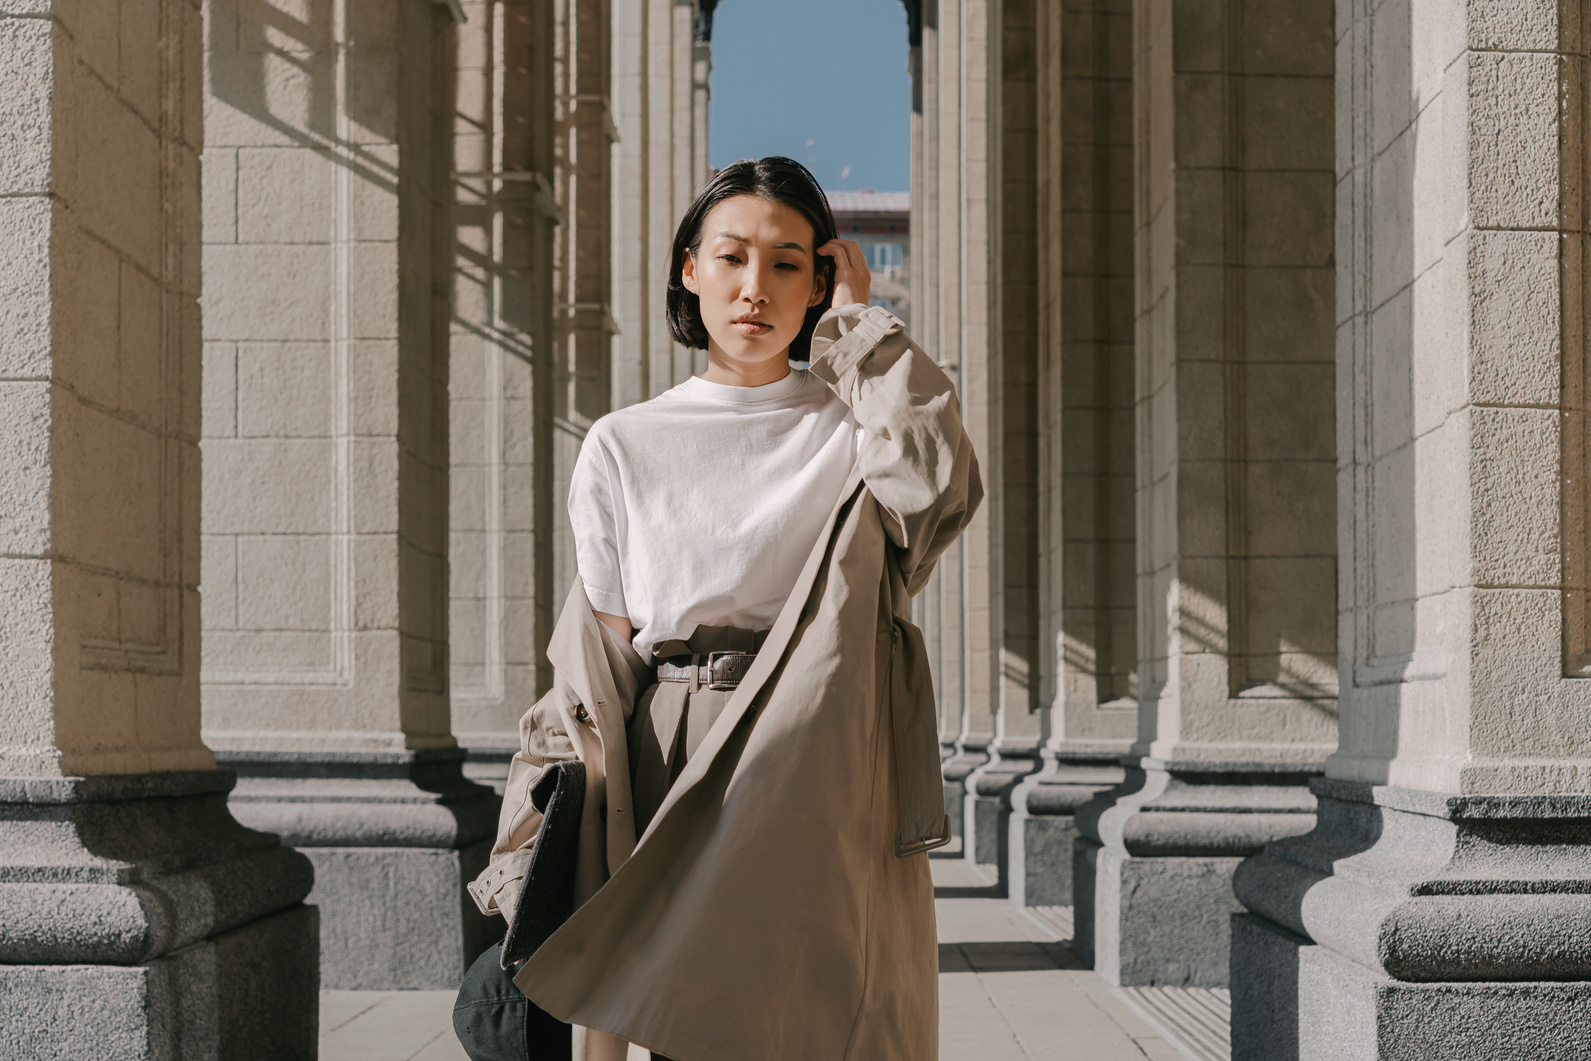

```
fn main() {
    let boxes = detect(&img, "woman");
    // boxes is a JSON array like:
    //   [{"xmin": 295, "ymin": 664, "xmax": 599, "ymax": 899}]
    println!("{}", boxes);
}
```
[{"xmin": 465, "ymin": 157, "xmax": 981, "ymax": 1061}]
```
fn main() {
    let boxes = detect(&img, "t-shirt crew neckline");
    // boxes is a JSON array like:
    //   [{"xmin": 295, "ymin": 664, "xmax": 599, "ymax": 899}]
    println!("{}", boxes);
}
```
[{"xmin": 677, "ymin": 370, "xmax": 809, "ymax": 405}]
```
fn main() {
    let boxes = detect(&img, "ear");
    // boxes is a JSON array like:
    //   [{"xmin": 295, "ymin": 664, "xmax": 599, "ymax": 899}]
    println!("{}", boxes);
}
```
[
  {"xmin": 807, "ymin": 267, "xmax": 827, "ymax": 308},
  {"xmin": 681, "ymin": 248, "xmax": 700, "ymax": 295}
]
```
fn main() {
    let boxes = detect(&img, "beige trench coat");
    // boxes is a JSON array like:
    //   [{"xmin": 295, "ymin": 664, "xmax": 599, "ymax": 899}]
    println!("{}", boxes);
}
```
[{"xmin": 468, "ymin": 304, "xmax": 982, "ymax": 1061}]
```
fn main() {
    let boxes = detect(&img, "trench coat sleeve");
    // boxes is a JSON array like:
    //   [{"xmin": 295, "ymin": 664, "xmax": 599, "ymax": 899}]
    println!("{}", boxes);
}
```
[
  {"xmin": 465, "ymin": 681, "xmax": 581, "ymax": 921},
  {"xmin": 807, "ymin": 302, "xmax": 984, "ymax": 595},
  {"xmin": 466, "ymin": 605, "xmax": 651, "ymax": 922}
]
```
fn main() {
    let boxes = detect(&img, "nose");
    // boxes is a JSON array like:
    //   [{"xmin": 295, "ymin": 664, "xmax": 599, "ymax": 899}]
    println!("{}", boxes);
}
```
[{"xmin": 740, "ymin": 261, "xmax": 772, "ymax": 305}]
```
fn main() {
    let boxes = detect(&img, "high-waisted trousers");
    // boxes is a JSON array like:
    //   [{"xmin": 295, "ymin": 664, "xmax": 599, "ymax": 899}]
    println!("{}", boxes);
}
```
[{"xmin": 455, "ymin": 625, "xmax": 765, "ymax": 1061}]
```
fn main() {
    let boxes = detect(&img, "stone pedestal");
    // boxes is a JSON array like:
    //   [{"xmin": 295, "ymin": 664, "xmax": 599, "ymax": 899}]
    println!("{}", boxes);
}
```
[
  {"xmin": 961, "ymin": 750, "xmax": 1039, "ymax": 875},
  {"xmin": 1074, "ymin": 759, "xmax": 1318, "ymax": 986},
  {"xmin": 219, "ymin": 748, "xmax": 498, "ymax": 990},
  {"xmin": 0, "ymin": 774, "xmax": 318, "ymax": 1060},
  {"xmin": 1007, "ymin": 752, "xmax": 1126, "ymax": 908},
  {"xmin": 1232, "ymin": 783, "xmax": 1591, "ymax": 1061},
  {"xmin": 941, "ymin": 743, "xmax": 988, "ymax": 846}
]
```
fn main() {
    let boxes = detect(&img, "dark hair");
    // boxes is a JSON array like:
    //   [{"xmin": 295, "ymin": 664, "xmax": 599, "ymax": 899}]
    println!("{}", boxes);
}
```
[{"xmin": 666, "ymin": 156, "xmax": 838, "ymax": 361}]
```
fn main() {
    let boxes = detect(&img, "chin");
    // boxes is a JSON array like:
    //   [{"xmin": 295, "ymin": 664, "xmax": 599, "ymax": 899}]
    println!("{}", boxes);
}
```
[{"xmin": 716, "ymin": 334, "xmax": 794, "ymax": 364}]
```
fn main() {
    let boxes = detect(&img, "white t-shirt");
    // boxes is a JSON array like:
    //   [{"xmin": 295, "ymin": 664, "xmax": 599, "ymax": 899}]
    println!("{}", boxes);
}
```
[{"xmin": 568, "ymin": 370, "xmax": 860, "ymax": 661}]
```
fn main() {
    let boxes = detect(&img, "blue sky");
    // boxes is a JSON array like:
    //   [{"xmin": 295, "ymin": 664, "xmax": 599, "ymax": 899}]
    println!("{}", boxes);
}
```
[{"xmin": 707, "ymin": 0, "xmax": 913, "ymax": 193}]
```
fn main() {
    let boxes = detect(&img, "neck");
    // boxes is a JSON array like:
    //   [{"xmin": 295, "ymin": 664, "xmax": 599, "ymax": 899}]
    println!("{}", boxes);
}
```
[{"xmin": 699, "ymin": 345, "xmax": 792, "ymax": 388}]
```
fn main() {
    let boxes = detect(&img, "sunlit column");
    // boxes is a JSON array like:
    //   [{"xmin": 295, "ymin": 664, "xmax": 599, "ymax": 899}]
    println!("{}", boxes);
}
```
[
  {"xmin": 0, "ymin": 0, "xmax": 315, "ymax": 1049},
  {"xmin": 1233, "ymin": 1, "xmax": 1591, "ymax": 1055},
  {"xmin": 1074, "ymin": 0, "xmax": 1337, "ymax": 987},
  {"xmin": 1007, "ymin": 0, "xmax": 1139, "ymax": 910}
]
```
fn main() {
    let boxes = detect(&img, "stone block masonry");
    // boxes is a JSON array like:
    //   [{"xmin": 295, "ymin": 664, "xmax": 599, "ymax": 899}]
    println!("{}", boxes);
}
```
[{"xmin": 201, "ymin": 0, "xmax": 497, "ymax": 989}]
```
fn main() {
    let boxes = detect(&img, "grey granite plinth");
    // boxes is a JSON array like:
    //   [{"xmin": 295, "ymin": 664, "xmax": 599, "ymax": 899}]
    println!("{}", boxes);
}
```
[
  {"xmin": 1007, "ymin": 753, "xmax": 1125, "ymax": 907},
  {"xmin": 1073, "ymin": 758, "xmax": 1320, "ymax": 986},
  {"xmin": 961, "ymin": 751, "xmax": 1040, "ymax": 874},
  {"xmin": 0, "ymin": 770, "xmax": 319, "ymax": 1060},
  {"xmin": 941, "ymin": 743, "xmax": 989, "ymax": 843},
  {"xmin": 218, "ymin": 747, "xmax": 500, "ymax": 990},
  {"xmin": 1231, "ymin": 780, "xmax": 1591, "ymax": 1060}
]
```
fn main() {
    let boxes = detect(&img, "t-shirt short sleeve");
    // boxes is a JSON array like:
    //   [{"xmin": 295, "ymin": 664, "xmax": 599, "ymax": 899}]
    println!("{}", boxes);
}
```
[{"xmin": 567, "ymin": 434, "xmax": 628, "ymax": 618}]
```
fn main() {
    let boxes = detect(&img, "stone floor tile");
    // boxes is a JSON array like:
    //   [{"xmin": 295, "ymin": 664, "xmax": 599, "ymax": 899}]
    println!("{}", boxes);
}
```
[
  {"xmin": 319, "ymin": 991, "xmax": 460, "ymax": 1061},
  {"xmin": 318, "ymin": 894, "xmax": 1216, "ymax": 1061},
  {"xmin": 320, "ymin": 990, "xmax": 394, "ymax": 1036}
]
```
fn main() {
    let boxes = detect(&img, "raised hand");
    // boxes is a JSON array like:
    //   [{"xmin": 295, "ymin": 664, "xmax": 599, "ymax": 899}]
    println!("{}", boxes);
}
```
[{"xmin": 816, "ymin": 238, "xmax": 871, "ymax": 309}]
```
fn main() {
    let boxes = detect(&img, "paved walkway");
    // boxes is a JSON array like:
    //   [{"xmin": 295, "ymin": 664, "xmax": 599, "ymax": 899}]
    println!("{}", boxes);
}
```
[{"xmin": 320, "ymin": 861, "xmax": 1185, "ymax": 1061}]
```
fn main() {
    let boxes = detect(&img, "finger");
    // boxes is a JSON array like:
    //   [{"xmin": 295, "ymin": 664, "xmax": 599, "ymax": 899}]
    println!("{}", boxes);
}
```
[
  {"xmin": 816, "ymin": 240, "xmax": 849, "ymax": 280},
  {"xmin": 838, "ymin": 239, "xmax": 867, "ymax": 276}
]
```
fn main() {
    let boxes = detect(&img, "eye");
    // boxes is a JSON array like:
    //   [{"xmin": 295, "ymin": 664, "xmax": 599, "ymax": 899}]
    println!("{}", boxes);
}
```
[
  {"xmin": 718, "ymin": 254, "xmax": 742, "ymax": 265},
  {"xmin": 775, "ymin": 262, "xmax": 799, "ymax": 270}
]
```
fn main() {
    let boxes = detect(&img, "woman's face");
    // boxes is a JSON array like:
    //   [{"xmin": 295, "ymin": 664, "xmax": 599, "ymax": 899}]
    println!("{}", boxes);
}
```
[{"xmin": 681, "ymin": 194, "xmax": 828, "ymax": 369}]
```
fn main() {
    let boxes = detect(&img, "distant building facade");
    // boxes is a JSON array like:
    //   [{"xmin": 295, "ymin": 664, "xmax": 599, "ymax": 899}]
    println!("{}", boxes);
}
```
[{"xmin": 827, "ymin": 190, "xmax": 911, "ymax": 328}]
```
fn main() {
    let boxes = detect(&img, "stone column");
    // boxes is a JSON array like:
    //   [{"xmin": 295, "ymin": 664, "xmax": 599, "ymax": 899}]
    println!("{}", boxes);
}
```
[
  {"xmin": 610, "ymin": 0, "xmax": 704, "ymax": 408},
  {"xmin": 1232, "ymin": 1, "xmax": 1591, "ymax": 1055},
  {"xmin": 1073, "ymin": 0, "xmax": 1337, "ymax": 986},
  {"xmin": 448, "ymin": 0, "xmax": 564, "ymax": 790},
  {"xmin": 0, "ymin": 0, "xmax": 317, "ymax": 1052},
  {"xmin": 1007, "ymin": 0, "xmax": 1138, "ymax": 909},
  {"xmin": 202, "ymin": 0, "xmax": 496, "ymax": 988},
  {"xmin": 548, "ymin": 0, "xmax": 616, "ymax": 675},
  {"xmin": 926, "ymin": 0, "xmax": 985, "ymax": 851},
  {"xmin": 960, "ymin": 0, "xmax": 1047, "ymax": 878},
  {"xmin": 914, "ymin": 0, "xmax": 973, "ymax": 808}
]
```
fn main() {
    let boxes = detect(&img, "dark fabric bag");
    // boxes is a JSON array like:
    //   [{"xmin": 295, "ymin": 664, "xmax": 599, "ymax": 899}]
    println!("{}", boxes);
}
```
[
  {"xmin": 501, "ymin": 759, "xmax": 585, "ymax": 966},
  {"xmin": 453, "ymin": 942, "xmax": 571, "ymax": 1061},
  {"xmin": 453, "ymin": 759, "xmax": 586, "ymax": 1061}
]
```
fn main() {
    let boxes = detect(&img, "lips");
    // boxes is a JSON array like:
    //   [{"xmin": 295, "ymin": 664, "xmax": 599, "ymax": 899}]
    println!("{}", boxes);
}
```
[{"xmin": 731, "ymin": 316, "xmax": 772, "ymax": 335}]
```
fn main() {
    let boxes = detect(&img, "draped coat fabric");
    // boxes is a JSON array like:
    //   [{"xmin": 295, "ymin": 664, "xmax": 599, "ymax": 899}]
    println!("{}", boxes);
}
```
[{"xmin": 466, "ymin": 304, "xmax": 982, "ymax": 1061}]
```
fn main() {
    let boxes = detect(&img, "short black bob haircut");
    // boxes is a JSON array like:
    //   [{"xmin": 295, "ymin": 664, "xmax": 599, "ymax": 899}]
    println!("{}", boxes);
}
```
[{"xmin": 666, "ymin": 156, "xmax": 838, "ymax": 362}]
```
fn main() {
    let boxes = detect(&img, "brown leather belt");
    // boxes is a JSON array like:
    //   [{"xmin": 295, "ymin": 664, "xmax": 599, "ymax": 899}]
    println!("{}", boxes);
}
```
[{"xmin": 656, "ymin": 650, "xmax": 757, "ymax": 690}]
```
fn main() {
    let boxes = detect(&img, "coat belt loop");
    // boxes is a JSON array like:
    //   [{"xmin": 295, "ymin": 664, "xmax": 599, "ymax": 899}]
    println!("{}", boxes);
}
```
[{"xmin": 689, "ymin": 652, "xmax": 701, "ymax": 693}]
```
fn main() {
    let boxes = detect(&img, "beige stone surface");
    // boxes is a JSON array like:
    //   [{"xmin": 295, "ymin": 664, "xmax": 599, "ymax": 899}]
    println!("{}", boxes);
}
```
[
  {"xmin": 201, "ymin": 0, "xmax": 455, "ymax": 753},
  {"xmin": 1130, "ymin": 0, "xmax": 1338, "ymax": 765},
  {"xmin": 446, "ymin": 0, "xmax": 557, "ymax": 750},
  {"xmin": 0, "ymin": 0, "xmax": 212, "ymax": 778},
  {"xmin": 1332, "ymin": 0, "xmax": 1591, "ymax": 795},
  {"xmin": 1037, "ymin": 0, "xmax": 1139, "ymax": 756}
]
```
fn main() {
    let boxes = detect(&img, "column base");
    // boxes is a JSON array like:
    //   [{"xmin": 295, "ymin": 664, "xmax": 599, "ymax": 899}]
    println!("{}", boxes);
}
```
[
  {"xmin": 1232, "ymin": 913, "xmax": 1591, "ymax": 1061},
  {"xmin": 1232, "ymin": 780, "xmax": 1591, "ymax": 1060},
  {"xmin": 219, "ymin": 747, "xmax": 500, "ymax": 989},
  {"xmin": 1007, "ymin": 752, "xmax": 1126, "ymax": 907},
  {"xmin": 941, "ymin": 742, "xmax": 990, "ymax": 845},
  {"xmin": 962, "ymin": 749, "xmax": 1041, "ymax": 876},
  {"xmin": 1073, "ymin": 757, "xmax": 1320, "ymax": 986},
  {"xmin": 0, "ymin": 771, "xmax": 318, "ymax": 1059}
]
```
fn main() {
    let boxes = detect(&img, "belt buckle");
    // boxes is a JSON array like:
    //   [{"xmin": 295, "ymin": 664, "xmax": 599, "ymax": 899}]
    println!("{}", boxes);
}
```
[{"xmin": 706, "ymin": 650, "xmax": 754, "ymax": 690}]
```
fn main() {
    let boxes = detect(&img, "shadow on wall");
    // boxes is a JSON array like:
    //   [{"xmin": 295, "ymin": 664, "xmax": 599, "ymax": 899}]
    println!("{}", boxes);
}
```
[{"xmin": 209, "ymin": 0, "xmax": 400, "ymax": 196}]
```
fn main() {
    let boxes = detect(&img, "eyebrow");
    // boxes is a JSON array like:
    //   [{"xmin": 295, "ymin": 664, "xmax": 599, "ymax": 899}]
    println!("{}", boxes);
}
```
[{"xmin": 714, "ymin": 231, "xmax": 810, "ymax": 254}]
